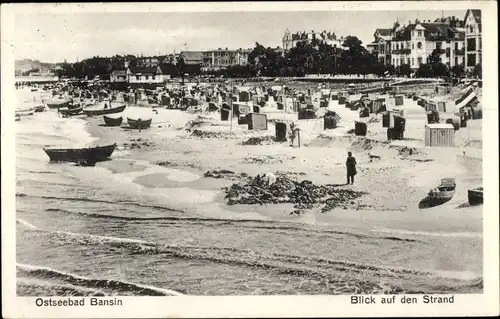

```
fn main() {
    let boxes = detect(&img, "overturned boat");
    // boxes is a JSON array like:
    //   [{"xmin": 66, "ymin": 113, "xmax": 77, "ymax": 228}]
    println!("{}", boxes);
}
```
[{"xmin": 43, "ymin": 143, "xmax": 117, "ymax": 163}]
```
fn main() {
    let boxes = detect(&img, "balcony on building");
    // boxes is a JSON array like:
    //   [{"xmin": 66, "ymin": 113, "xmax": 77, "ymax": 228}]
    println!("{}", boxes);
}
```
[{"xmin": 391, "ymin": 48, "xmax": 411, "ymax": 55}]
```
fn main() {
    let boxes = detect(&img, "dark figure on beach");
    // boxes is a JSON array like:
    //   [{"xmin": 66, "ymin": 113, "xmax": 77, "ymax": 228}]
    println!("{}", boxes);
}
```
[{"xmin": 346, "ymin": 151, "xmax": 357, "ymax": 185}]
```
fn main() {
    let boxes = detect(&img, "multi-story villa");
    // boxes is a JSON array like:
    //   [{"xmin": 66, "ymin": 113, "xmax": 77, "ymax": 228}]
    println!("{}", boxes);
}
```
[
  {"xmin": 371, "ymin": 15, "xmax": 466, "ymax": 70},
  {"xmin": 464, "ymin": 9, "xmax": 482, "ymax": 71},
  {"xmin": 282, "ymin": 29, "xmax": 345, "ymax": 54}
]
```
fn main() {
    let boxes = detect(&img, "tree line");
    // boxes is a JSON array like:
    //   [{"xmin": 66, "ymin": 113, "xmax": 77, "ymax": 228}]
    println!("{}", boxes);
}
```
[{"xmin": 45, "ymin": 38, "xmax": 482, "ymax": 80}]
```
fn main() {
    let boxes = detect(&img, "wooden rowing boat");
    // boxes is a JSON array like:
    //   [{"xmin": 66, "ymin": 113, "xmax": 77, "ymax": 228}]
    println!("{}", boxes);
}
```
[
  {"xmin": 127, "ymin": 117, "xmax": 152, "ymax": 129},
  {"xmin": 59, "ymin": 105, "xmax": 83, "ymax": 116},
  {"xmin": 427, "ymin": 178, "xmax": 456, "ymax": 203},
  {"xmin": 34, "ymin": 105, "xmax": 46, "ymax": 112},
  {"xmin": 15, "ymin": 107, "xmax": 36, "ymax": 117},
  {"xmin": 46, "ymin": 100, "xmax": 70, "ymax": 109},
  {"xmin": 83, "ymin": 104, "xmax": 126, "ymax": 116},
  {"xmin": 43, "ymin": 143, "xmax": 117, "ymax": 163},
  {"xmin": 103, "ymin": 115, "xmax": 123, "ymax": 127},
  {"xmin": 468, "ymin": 187, "xmax": 483, "ymax": 205}
]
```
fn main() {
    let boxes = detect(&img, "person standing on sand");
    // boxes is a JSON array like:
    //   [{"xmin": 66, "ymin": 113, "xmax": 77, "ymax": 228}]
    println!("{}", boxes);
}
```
[{"xmin": 346, "ymin": 151, "xmax": 357, "ymax": 185}]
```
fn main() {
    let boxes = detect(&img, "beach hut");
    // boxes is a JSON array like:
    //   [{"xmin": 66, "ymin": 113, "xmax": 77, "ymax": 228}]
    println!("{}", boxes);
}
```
[
  {"xmin": 437, "ymin": 101, "xmax": 446, "ymax": 112},
  {"xmin": 460, "ymin": 114, "xmax": 468, "ymax": 127},
  {"xmin": 426, "ymin": 102, "xmax": 437, "ymax": 112},
  {"xmin": 425, "ymin": 124, "xmax": 455, "ymax": 147},
  {"xmin": 248, "ymin": 113, "xmax": 268, "ymax": 130},
  {"xmin": 221, "ymin": 103, "xmax": 231, "ymax": 121},
  {"xmin": 354, "ymin": 121, "xmax": 367, "ymax": 136},
  {"xmin": 359, "ymin": 107, "xmax": 370, "ymax": 118},
  {"xmin": 238, "ymin": 114, "xmax": 248, "ymax": 125},
  {"xmin": 382, "ymin": 111, "xmax": 392, "ymax": 127},
  {"xmin": 238, "ymin": 91, "xmax": 250, "ymax": 102},
  {"xmin": 445, "ymin": 117, "xmax": 460, "ymax": 131},
  {"xmin": 393, "ymin": 115, "xmax": 406, "ymax": 131},
  {"xmin": 387, "ymin": 128, "xmax": 404, "ymax": 140},
  {"xmin": 338, "ymin": 91, "xmax": 348, "ymax": 105},
  {"xmin": 324, "ymin": 116, "xmax": 338, "ymax": 130},
  {"xmin": 371, "ymin": 100, "xmax": 384, "ymax": 113},
  {"xmin": 298, "ymin": 106, "xmax": 317, "ymax": 120},
  {"xmin": 275, "ymin": 122, "xmax": 287, "ymax": 141},
  {"xmin": 394, "ymin": 94, "xmax": 404, "ymax": 106}
]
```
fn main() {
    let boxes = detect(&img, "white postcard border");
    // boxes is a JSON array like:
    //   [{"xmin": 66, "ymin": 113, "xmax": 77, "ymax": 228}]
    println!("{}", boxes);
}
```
[{"xmin": 2, "ymin": 1, "xmax": 498, "ymax": 318}]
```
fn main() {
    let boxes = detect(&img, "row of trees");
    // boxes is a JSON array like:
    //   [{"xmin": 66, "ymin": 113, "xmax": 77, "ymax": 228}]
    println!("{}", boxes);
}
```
[
  {"xmin": 51, "ymin": 40, "xmax": 482, "ymax": 80},
  {"xmin": 241, "ymin": 38, "xmax": 482, "ymax": 79}
]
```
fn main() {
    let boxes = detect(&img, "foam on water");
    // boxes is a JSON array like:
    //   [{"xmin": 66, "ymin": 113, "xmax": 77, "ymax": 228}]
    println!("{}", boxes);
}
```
[
  {"xmin": 17, "ymin": 263, "xmax": 183, "ymax": 296},
  {"xmin": 17, "ymin": 218, "xmax": 39, "ymax": 230},
  {"xmin": 372, "ymin": 227, "xmax": 482, "ymax": 239},
  {"xmin": 16, "ymin": 111, "xmax": 97, "ymax": 147}
]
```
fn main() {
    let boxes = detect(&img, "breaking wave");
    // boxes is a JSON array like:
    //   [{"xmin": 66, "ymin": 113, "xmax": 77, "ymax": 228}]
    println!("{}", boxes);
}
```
[
  {"xmin": 20, "ymin": 222, "xmax": 482, "ymax": 293},
  {"xmin": 17, "ymin": 264, "xmax": 183, "ymax": 296},
  {"xmin": 45, "ymin": 208, "xmax": 424, "ymax": 243}
]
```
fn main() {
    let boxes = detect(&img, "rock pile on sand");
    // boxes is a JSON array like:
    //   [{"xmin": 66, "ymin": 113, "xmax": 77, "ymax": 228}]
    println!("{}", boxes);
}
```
[
  {"xmin": 224, "ymin": 174, "xmax": 368, "ymax": 215},
  {"xmin": 204, "ymin": 169, "xmax": 248, "ymax": 180},
  {"xmin": 242, "ymin": 155, "xmax": 295, "ymax": 164},
  {"xmin": 241, "ymin": 136, "xmax": 277, "ymax": 146},
  {"xmin": 123, "ymin": 138, "xmax": 155, "ymax": 150},
  {"xmin": 190, "ymin": 129, "xmax": 236, "ymax": 139}
]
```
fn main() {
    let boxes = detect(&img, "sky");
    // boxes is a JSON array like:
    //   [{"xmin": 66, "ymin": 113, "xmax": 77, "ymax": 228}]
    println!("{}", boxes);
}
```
[{"xmin": 14, "ymin": 9, "xmax": 467, "ymax": 64}]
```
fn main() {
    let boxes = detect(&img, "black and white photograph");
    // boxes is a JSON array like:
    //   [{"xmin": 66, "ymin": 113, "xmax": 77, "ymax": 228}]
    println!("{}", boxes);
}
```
[{"xmin": 2, "ymin": 1, "xmax": 498, "ymax": 318}]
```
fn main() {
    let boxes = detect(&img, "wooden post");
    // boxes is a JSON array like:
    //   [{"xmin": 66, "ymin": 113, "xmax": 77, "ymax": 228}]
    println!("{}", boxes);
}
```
[
  {"xmin": 230, "ymin": 91, "xmax": 233, "ymax": 132},
  {"xmin": 297, "ymin": 129, "xmax": 301, "ymax": 148}
]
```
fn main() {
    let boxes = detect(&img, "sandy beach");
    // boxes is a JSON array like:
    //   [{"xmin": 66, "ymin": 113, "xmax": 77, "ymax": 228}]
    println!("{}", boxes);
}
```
[{"xmin": 85, "ymin": 95, "xmax": 483, "ymax": 234}]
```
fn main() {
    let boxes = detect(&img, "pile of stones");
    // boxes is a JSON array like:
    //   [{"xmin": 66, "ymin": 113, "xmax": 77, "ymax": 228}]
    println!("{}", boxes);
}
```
[
  {"xmin": 123, "ymin": 138, "xmax": 155, "ymax": 150},
  {"xmin": 204, "ymin": 169, "xmax": 248, "ymax": 180},
  {"xmin": 224, "ymin": 174, "xmax": 368, "ymax": 215}
]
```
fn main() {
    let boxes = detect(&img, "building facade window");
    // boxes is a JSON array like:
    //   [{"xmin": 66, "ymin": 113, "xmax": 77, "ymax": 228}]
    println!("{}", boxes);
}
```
[
  {"xmin": 412, "ymin": 58, "xmax": 414, "ymax": 65},
  {"xmin": 469, "ymin": 26, "xmax": 474, "ymax": 33},
  {"xmin": 467, "ymin": 53, "xmax": 476, "ymax": 67},
  {"xmin": 436, "ymin": 42, "xmax": 442, "ymax": 50},
  {"xmin": 455, "ymin": 42, "xmax": 459, "ymax": 50},
  {"xmin": 417, "ymin": 42, "xmax": 422, "ymax": 49},
  {"xmin": 417, "ymin": 57, "xmax": 422, "ymax": 65},
  {"xmin": 418, "ymin": 30, "xmax": 423, "ymax": 37},
  {"xmin": 412, "ymin": 43, "xmax": 414, "ymax": 49},
  {"xmin": 467, "ymin": 38, "xmax": 476, "ymax": 51},
  {"xmin": 455, "ymin": 57, "xmax": 458, "ymax": 66}
]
